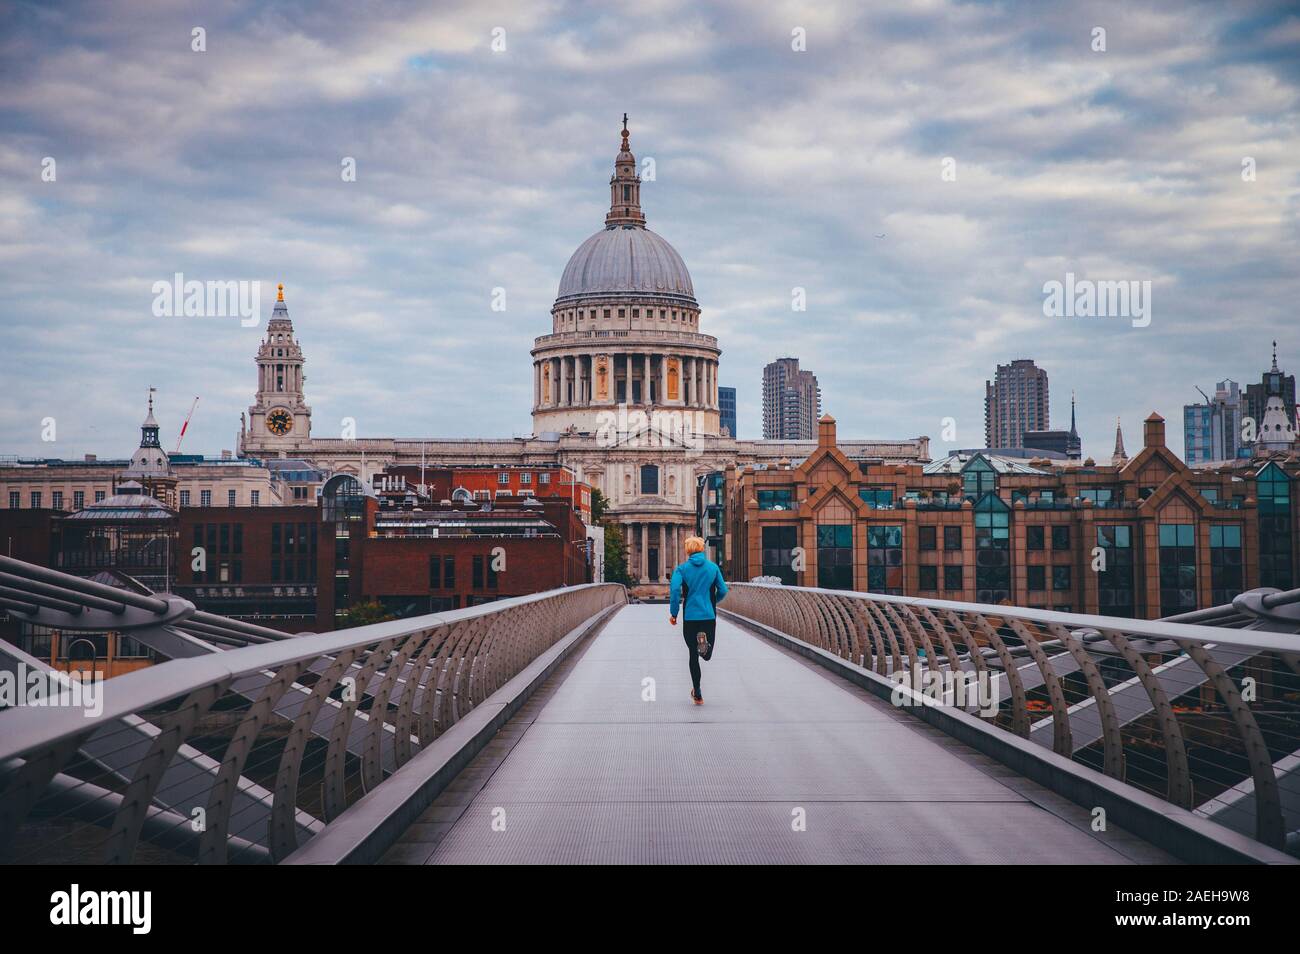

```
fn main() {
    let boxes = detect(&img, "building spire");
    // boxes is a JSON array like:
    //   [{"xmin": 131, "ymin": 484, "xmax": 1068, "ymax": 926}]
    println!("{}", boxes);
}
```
[
  {"xmin": 277, "ymin": 282, "xmax": 285, "ymax": 303},
  {"xmin": 606, "ymin": 114, "xmax": 646, "ymax": 229},
  {"xmin": 1271, "ymin": 339, "xmax": 1279, "ymax": 373},
  {"xmin": 1069, "ymin": 390, "xmax": 1077, "ymax": 436},
  {"xmin": 1111, "ymin": 416, "xmax": 1127, "ymax": 465}
]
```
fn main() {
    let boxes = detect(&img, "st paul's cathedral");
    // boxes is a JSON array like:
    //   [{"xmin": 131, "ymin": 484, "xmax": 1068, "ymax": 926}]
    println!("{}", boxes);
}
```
[{"xmin": 237, "ymin": 121, "xmax": 929, "ymax": 595}]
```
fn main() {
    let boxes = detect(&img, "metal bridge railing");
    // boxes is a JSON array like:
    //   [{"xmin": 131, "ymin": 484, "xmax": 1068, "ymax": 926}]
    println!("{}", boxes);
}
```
[
  {"xmin": 724, "ymin": 583, "xmax": 1300, "ymax": 853},
  {"xmin": 0, "ymin": 554, "xmax": 625, "ymax": 864}
]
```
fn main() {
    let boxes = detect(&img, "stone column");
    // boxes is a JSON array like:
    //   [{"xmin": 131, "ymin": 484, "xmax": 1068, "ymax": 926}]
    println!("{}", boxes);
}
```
[
  {"xmin": 644, "ymin": 354, "xmax": 652, "ymax": 405},
  {"xmin": 659, "ymin": 523, "xmax": 667, "ymax": 581},
  {"xmin": 661, "ymin": 355, "xmax": 669, "ymax": 406},
  {"xmin": 626, "ymin": 353, "xmax": 634, "ymax": 405},
  {"xmin": 559, "ymin": 357, "xmax": 568, "ymax": 407},
  {"xmin": 640, "ymin": 523, "xmax": 648, "ymax": 584}
]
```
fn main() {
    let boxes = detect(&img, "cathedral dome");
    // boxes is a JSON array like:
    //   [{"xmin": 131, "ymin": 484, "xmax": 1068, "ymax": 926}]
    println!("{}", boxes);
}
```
[{"xmin": 557, "ymin": 226, "xmax": 694, "ymax": 302}]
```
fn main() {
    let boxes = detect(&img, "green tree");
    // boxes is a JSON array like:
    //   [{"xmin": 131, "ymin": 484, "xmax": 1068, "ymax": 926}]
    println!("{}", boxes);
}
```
[
  {"xmin": 590, "ymin": 487, "xmax": 611, "ymax": 522},
  {"xmin": 337, "ymin": 600, "xmax": 395, "ymax": 629},
  {"xmin": 603, "ymin": 521, "xmax": 631, "ymax": 585}
]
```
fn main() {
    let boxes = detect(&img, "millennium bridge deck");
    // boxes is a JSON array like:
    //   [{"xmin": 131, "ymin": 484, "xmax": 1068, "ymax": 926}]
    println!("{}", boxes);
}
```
[
  {"xmin": 384, "ymin": 605, "xmax": 1174, "ymax": 864},
  {"xmin": 3, "ymin": 553, "xmax": 1296, "ymax": 867}
]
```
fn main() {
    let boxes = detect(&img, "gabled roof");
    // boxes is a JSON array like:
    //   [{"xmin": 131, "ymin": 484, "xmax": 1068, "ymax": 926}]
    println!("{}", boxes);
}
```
[{"xmin": 923, "ymin": 452, "xmax": 1049, "ymax": 476}]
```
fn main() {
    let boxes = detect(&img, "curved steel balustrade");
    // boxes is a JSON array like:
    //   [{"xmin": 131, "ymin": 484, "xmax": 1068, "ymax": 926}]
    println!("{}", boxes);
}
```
[
  {"xmin": 0, "ymin": 554, "xmax": 625, "ymax": 864},
  {"xmin": 723, "ymin": 583, "xmax": 1300, "ymax": 852}
]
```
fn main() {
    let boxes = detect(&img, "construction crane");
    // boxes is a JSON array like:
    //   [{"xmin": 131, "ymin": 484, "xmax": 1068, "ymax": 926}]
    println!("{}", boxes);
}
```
[{"xmin": 173, "ymin": 397, "xmax": 199, "ymax": 454}]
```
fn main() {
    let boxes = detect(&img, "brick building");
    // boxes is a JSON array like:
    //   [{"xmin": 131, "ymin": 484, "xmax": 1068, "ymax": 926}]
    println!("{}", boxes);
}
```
[
  {"xmin": 377, "ymin": 464, "xmax": 592, "ymax": 521},
  {"xmin": 319, "ymin": 474, "xmax": 590, "ymax": 624},
  {"xmin": 720, "ymin": 414, "xmax": 1297, "ymax": 619},
  {"xmin": 1, "ymin": 474, "xmax": 592, "ymax": 679}
]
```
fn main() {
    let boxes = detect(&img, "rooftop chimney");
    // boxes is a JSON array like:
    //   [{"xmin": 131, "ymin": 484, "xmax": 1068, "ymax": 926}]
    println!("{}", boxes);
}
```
[
  {"xmin": 817, "ymin": 414, "xmax": 837, "ymax": 448},
  {"xmin": 1143, "ymin": 412, "xmax": 1165, "ymax": 448}
]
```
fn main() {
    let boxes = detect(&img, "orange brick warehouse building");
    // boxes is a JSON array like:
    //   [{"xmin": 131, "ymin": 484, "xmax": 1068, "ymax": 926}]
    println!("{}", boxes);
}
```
[{"xmin": 721, "ymin": 413, "xmax": 1296, "ymax": 619}]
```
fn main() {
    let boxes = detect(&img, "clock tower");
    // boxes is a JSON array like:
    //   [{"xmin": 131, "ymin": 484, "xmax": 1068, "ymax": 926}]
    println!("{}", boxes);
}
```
[{"xmin": 242, "ymin": 283, "xmax": 312, "ymax": 456}]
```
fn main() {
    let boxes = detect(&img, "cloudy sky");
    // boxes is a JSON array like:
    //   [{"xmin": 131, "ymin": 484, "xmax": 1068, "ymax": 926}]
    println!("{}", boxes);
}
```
[{"xmin": 2, "ymin": 0, "xmax": 1298, "ymax": 462}]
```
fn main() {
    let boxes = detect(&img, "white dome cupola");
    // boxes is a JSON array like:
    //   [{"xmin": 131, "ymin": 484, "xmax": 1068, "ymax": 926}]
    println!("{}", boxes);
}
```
[{"xmin": 531, "ymin": 117, "xmax": 721, "ymax": 437}]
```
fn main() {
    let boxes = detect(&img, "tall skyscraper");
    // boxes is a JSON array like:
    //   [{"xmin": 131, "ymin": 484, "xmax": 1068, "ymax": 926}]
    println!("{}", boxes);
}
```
[
  {"xmin": 719, "ymin": 386, "xmax": 737, "ymax": 438},
  {"xmin": 1183, "ymin": 379, "xmax": 1243, "ymax": 465},
  {"xmin": 762, "ymin": 358, "xmax": 821, "ymax": 440},
  {"xmin": 984, "ymin": 359, "xmax": 1049, "ymax": 449}
]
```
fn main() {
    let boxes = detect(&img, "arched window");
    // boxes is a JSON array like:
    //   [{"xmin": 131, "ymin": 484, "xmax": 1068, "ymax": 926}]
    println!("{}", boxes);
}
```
[{"xmin": 640, "ymin": 464, "xmax": 659, "ymax": 495}]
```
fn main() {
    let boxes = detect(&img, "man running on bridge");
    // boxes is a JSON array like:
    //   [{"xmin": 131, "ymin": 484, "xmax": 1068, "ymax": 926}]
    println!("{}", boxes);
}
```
[{"xmin": 669, "ymin": 536, "xmax": 728, "ymax": 705}]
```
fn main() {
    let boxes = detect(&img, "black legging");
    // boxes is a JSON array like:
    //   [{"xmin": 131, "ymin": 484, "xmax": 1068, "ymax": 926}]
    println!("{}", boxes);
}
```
[{"xmin": 682, "ymin": 619, "xmax": 717, "ymax": 695}]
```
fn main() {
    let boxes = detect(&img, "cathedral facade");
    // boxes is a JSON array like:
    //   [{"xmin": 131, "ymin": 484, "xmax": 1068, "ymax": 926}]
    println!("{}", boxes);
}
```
[{"xmin": 238, "ymin": 122, "xmax": 930, "ymax": 595}]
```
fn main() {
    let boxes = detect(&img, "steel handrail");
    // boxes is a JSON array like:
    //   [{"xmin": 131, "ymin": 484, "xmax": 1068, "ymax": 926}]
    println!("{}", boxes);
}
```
[{"xmin": 724, "ymin": 582, "xmax": 1300, "ymax": 852}]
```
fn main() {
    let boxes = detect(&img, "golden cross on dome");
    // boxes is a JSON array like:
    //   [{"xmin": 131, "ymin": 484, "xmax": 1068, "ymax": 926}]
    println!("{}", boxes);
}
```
[{"xmin": 277, "ymin": 282, "xmax": 284, "ymax": 302}]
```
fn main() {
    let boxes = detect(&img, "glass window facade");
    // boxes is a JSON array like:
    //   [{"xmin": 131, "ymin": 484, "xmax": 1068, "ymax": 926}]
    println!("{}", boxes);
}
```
[
  {"xmin": 858, "ymin": 488, "xmax": 894, "ymax": 509},
  {"xmin": 1158, "ymin": 523, "xmax": 1197, "ymax": 616},
  {"xmin": 961, "ymin": 457, "xmax": 996, "ymax": 499},
  {"xmin": 974, "ymin": 494, "xmax": 1010, "ymax": 603},
  {"xmin": 866, "ymin": 525, "xmax": 903, "ymax": 594},
  {"xmin": 1079, "ymin": 488, "xmax": 1114, "ymax": 505},
  {"xmin": 1052, "ymin": 565, "xmax": 1071, "ymax": 591},
  {"xmin": 1209, "ymin": 524, "xmax": 1243, "ymax": 606},
  {"xmin": 1257, "ymin": 464, "xmax": 1293, "ymax": 589},
  {"xmin": 1095, "ymin": 525, "xmax": 1135, "ymax": 617},
  {"xmin": 757, "ymin": 489, "xmax": 794, "ymax": 511},
  {"xmin": 816, "ymin": 524, "xmax": 853, "ymax": 590},
  {"xmin": 761, "ymin": 525, "xmax": 798, "ymax": 585}
]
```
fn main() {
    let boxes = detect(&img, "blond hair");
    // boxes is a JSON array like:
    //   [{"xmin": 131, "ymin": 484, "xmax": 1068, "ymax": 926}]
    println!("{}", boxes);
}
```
[{"xmin": 684, "ymin": 536, "xmax": 706, "ymax": 555}]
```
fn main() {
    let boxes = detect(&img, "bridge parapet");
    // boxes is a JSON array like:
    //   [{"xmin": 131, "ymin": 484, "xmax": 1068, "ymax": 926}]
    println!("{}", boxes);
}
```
[
  {"xmin": 0, "ymin": 554, "xmax": 625, "ymax": 864},
  {"xmin": 725, "ymin": 583, "xmax": 1300, "ymax": 855}
]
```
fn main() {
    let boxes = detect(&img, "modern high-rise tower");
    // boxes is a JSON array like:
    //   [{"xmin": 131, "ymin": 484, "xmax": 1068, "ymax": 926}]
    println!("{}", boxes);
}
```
[
  {"xmin": 984, "ymin": 359, "xmax": 1049, "ymax": 450},
  {"xmin": 762, "ymin": 358, "xmax": 821, "ymax": 440},
  {"xmin": 718, "ymin": 386, "xmax": 737, "ymax": 438},
  {"xmin": 1183, "ymin": 380, "xmax": 1244, "ymax": 465}
]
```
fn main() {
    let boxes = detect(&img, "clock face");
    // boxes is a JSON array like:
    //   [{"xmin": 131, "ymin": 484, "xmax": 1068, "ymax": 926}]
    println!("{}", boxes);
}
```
[{"xmin": 266, "ymin": 409, "xmax": 293, "ymax": 436}]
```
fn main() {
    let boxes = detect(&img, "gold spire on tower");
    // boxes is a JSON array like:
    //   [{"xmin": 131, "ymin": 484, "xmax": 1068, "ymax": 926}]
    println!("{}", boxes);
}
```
[{"xmin": 277, "ymin": 282, "xmax": 285, "ymax": 302}]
